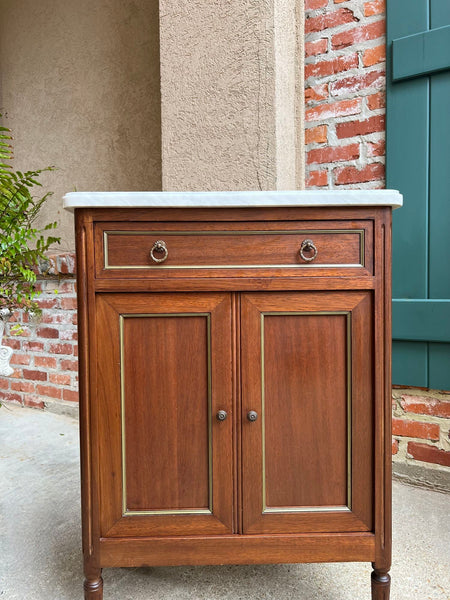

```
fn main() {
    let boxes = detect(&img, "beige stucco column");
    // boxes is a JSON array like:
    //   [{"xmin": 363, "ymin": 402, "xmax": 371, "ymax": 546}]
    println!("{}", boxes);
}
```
[{"xmin": 159, "ymin": 0, "xmax": 304, "ymax": 191}]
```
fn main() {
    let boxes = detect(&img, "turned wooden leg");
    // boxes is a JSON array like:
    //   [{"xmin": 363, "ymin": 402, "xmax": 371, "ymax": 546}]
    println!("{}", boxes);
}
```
[
  {"xmin": 84, "ymin": 575, "xmax": 103, "ymax": 599},
  {"xmin": 371, "ymin": 566, "xmax": 391, "ymax": 600}
]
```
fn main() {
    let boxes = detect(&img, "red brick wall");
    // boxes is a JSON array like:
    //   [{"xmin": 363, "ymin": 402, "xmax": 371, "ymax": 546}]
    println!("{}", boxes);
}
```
[
  {"xmin": 392, "ymin": 390, "xmax": 450, "ymax": 473},
  {"xmin": 0, "ymin": 252, "xmax": 78, "ymax": 415},
  {"xmin": 305, "ymin": 0, "xmax": 386, "ymax": 189}
]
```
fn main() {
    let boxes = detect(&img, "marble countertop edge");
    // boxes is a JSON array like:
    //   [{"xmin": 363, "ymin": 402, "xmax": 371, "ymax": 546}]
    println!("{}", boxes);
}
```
[{"xmin": 63, "ymin": 190, "xmax": 403, "ymax": 211}]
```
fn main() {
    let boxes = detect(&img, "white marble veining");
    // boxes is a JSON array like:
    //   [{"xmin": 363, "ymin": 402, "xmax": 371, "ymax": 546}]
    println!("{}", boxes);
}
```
[{"xmin": 63, "ymin": 190, "xmax": 402, "ymax": 211}]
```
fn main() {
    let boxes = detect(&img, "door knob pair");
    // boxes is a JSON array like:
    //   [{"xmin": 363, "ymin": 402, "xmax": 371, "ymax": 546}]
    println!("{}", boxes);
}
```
[{"xmin": 216, "ymin": 410, "xmax": 258, "ymax": 422}]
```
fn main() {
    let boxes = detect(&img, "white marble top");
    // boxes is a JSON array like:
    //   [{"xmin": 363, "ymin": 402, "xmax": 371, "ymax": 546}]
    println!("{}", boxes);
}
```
[{"xmin": 63, "ymin": 190, "xmax": 402, "ymax": 211}]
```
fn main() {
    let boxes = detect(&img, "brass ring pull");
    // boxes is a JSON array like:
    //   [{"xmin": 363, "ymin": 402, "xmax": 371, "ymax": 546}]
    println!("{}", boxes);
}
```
[
  {"xmin": 299, "ymin": 239, "xmax": 318, "ymax": 263},
  {"xmin": 150, "ymin": 240, "xmax": 168, "ymax": 263}
]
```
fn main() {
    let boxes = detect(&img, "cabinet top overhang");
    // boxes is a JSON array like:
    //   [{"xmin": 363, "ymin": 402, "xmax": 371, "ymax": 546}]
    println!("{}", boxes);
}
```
[{"xmin": 63, "ymin": 190, "xmax": 402, "ymax": 212}]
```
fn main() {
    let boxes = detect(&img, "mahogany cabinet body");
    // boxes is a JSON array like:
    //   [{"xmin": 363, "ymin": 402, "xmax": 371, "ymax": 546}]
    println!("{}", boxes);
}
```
[{"xmin": 75, "ymin": 206, "xmax": 392, "ymax": 599}]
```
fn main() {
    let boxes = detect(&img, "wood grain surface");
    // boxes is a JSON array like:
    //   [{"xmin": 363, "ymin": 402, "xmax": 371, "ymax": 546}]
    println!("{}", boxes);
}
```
[{"xmin": 75, "ymin": 205, "xmax": 392, "ymax": 600}]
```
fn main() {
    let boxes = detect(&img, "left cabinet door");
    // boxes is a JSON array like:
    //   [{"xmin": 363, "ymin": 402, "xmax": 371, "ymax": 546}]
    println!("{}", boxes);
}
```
[{"xmin": 95, "ymin": 293, "xmax": 234, "ymax": 537}]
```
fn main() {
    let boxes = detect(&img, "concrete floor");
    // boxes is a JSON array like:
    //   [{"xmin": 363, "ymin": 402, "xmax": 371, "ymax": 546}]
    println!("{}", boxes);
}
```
[{"xmin": 0, "ymin": 404, "xmax": 449, "ymax": 600}]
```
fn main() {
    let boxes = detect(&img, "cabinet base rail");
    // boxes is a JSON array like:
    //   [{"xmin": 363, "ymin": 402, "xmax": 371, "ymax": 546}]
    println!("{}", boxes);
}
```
[{"xmin": 98, "ymin": 533, "xmax": 375, "ymax": 567}]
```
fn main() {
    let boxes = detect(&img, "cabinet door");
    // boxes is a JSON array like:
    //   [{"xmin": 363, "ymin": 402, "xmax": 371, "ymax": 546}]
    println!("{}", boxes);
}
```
[
  {"xmin": 241, "ymin": 292, "xmax": 374, "ymax": 534},
  {"xmin": 95, "ymin": 293, "xmax": 233, "ymax": 537}
]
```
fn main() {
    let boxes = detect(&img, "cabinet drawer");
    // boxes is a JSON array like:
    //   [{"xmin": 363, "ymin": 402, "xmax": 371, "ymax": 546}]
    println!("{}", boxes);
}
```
[{"xmin": 95, "ymin": 221, "xmax": 373, "ymax": 277}]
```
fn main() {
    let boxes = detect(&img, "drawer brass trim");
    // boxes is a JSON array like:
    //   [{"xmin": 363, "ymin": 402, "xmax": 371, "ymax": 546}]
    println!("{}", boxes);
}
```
[
  {"xmin": 119, "ymin": 312, "xmax": 213, "ymax": 517},
  {"xmin": 260, "ymin": 311, "xmax": 352, "ymax": 514},
  {"xmin": 103, "ymin": 229, "xmax": 365, "ymax": 270}
]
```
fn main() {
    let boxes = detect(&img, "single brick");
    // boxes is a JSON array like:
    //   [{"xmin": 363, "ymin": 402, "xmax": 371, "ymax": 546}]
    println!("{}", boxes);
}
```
[
  {"xmin": 41, "ymin": 312, "xmax": 74, "ymax": 325},
  {"xmin": 307, "ymin": 143, "xmax": 360, "ymax": 165},
  {"xmin": 407, "ymin": 442, "xmax": 450, "ymax": 468},
  {"xmin": 0, "ymin": 391, "xmax": 22, "ymax": 404},
  {"xmin": 22, "ymin": 369, "xmax": 47, "ymax": 382},
  {"xmin": 23, "ymin": 395, "xmax": 45, "ymax": 409},
  {"xmin": 334, "ymin": 162, "xmax": 385, "ymax": 184},
  {"xmin": 336, "ymin": 114, "xmax": 385, "ymax": 138},
  {"xmin": 306, "ymin": 8, "xmax": 358, "ymax": 34},
  {"xmin": 392, "ymin": 418, "xmax": 440, "ymax": 441},
  {"xmin": 0, "ymin": 378, "xmax": 11, "ymax": 390},
  {"xmin": 60, "ymin": 359, "xmax": 79, "ymax": 372},
  {"xmin": 305, "ymin": 125, "xmax": 328, "ymax": 144},
  {"xmin": 367, "ymin": 91, "xmax": 385, "ymax": 110},
  {"xmin": 334, "ymin": 0, "xmax": 349, "ymax": 3},
  {"xmin": 400, "ymin": 395, "xmax": 450, "ymax": 419},
  {"xmin": 11, "ymin": 381, "xmax": 36, "ymax": 394},
  {"xmin": 36, "ymin": 384, "xmax": 63, "ymax": 400},
  {"xmin": 364, "ymin": 0, "xmax": 385, "ymax": 17},
  {"xmin": 55, "ymin": 280, "xmax": 76, "ymax": 294},
  {"xmin": 306, "ymin": 170, "xmax": 328, "ymax": 187},
  {"xmin": 60, "ymin": 298, "xmax": 78, "ymax": 310},
  {"xmin": 36, "ymin": 326, "xmax": 59, "ymax": 339},
  {"xmin": 305, "ymin": 83, "xmax": 329, "ymax": 104},
  {"xmin": 305, "ymin": 38, "xmax": 328, "ymax": 57},
  {"xmin": 305, "ymin": 53, "xmax": 358, "ymax": 79},
  {"xmin": 306, "ymin": 98, "xmax": 361, "ymax": 122},
  {"xmin": 34, "ymin": 298, "xmax": 58, "ymax": 310},
  {"xmin": 35, "ymin": 356, "xmax": 58, "ymax": 369},
  {"xmin": 10, "ymin": 353, "xmax": 31, "ymax": 366},
  {"xmin": 22, "ymin": 341, "xmax": 45, "ymax": 352},
  {"xmin": 363, "ymin": 44, "xmax": 386, "ymax": 67},
  {"xmin": 329, "ymin": 70, "xmax": 385, "ymax": 98},
  {"xmin": 368, "ymin": 139, "xmax": 385, "ymax": 157},
  {"xmin": 31, "ymin": 281, "xmax": 45, "ymax": 292},
  {"xmin": 3, "ymin": 338, "xmax": 21, "ymax": 350},
  {"xmin": 63, "ymin": 389, "xmax": 79, "ymax": 403},
  {"xmin": 392, "ymin": 439, "xmax": 399, "ymax": 455},
  {"xmin": 332, "ymin": 20, "xmax": 385, "ymax": 50},
  {"xmin": 15, "ymin": 329, "xmax": 31, "ymax": 338},
  {"xmin": 49, "ymin": 373, "xmax": 72, "ymax": 386},
  {"xmin": 305, "ymin": 0, "xmax": 328, "ymax": 9},
  {"xmin": 48, "ymin": 342, "xmax": 74, "ymax": 355},
  {"xmin": 59, "ymin": 330, "xmax": 78, "ymax": 341}
]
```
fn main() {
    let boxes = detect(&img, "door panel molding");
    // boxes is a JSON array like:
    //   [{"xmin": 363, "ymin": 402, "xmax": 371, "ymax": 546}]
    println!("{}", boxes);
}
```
[
  {"xmin": 260, "ymin": 311, "xmax": 352, "ymax": 515},
  {"xmin": 119, "ymin": 312, "xmax": 213, "ymax": 517},
  {"xmin": 96, "ymin": 293, "xmax": 234, "ymax": 537},
  {"xmin": 241, "ymin": 291, "xmax": 374, "ymax": 535}
]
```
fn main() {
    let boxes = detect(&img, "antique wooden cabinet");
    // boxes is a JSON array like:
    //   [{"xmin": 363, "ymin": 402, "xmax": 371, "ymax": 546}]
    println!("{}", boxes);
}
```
[{"xmin": 65, "ymin": 190, "xmax": 402, "ymax": 600}]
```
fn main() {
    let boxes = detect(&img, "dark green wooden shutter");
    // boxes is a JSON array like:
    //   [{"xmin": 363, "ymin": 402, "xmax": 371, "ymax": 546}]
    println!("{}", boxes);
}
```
[{"xmin": 387, "ymin": 0, "xmax": 450, "ymax": 390}]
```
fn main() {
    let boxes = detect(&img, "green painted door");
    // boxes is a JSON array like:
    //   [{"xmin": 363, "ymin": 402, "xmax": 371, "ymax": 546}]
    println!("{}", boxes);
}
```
[{"xmin": 387, "ymin": 0, "xmax": 450, "ymax": 390}]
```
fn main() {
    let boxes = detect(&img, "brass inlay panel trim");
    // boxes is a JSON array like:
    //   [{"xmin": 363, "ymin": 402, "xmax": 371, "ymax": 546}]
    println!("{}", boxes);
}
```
[
  {"xmin": 120, "ymin": 312, "xmax": 213, "ymax": 517},
  {"xmin": 260, "ymin": 311, "xmax": 352, "ymax": 515},
  {"xmin": 103, "ymin": 229, "xmax": 365, "ymax": 270},
  {"xmin": 263, "ymin": 506, "xmax": 352, "ymax": 514}
]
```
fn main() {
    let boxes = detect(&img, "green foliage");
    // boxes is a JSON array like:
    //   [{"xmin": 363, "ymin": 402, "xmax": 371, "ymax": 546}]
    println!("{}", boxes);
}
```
[{"xmin": 0, "ymin": 115, "xmax": 60, "ymax": 316}]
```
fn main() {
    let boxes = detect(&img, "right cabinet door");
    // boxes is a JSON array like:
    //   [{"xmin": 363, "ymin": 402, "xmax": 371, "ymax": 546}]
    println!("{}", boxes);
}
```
[{"xmin": 241, "ymin": 291, "xmax": 374, "ymax": 534}]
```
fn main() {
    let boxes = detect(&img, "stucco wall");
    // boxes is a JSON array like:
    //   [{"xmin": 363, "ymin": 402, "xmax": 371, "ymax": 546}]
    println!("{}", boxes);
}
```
[
  {"xmin": 159, "ymin": 0, "xmax": 304, "ymax": 191},
  {"xmin": 0, "ymin": 0, "xmax": 162, "ymax": 250}
]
